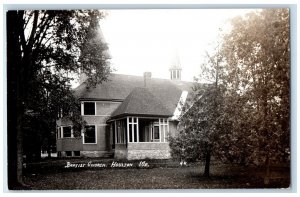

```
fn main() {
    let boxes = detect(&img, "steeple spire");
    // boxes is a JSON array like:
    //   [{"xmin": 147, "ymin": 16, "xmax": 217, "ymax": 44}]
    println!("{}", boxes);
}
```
[{"xmin": 169, "ymin": 50, "xmax": 182, "ymax": 80}]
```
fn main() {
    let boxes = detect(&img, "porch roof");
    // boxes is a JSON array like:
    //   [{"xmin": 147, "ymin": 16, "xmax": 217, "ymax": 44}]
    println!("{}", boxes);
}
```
[{"xmin": 109, "ymin": 87, "xmax": 173, "ymax": 119}]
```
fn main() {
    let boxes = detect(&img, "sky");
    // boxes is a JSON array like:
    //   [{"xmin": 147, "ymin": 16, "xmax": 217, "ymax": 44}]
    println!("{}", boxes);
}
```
[{"xmin": 99, "ymin": 9, "xmax": 255, "ymax": 82}]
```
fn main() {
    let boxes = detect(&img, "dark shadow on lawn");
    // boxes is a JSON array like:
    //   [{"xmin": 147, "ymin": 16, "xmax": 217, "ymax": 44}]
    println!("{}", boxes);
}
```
[
  {"xmin": 18, "ymin": 159, "xmax": 290, "ymax": 190},
  {"xmin": 187, "ymin": 164, "xmax": 290, "ymax": 189}
]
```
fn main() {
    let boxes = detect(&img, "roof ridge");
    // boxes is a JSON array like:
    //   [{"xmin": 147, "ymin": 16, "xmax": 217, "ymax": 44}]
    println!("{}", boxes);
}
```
[
  {"xmin": 111, "ymin": 73, "xmax": 194, "ymax": 83},
  {"xmin": 74, "ymin": 72, "xmax": 194, "ymax": 91}
]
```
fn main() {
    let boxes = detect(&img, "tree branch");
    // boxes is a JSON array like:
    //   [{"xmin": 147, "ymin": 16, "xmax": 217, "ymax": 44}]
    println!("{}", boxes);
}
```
[
  {"xmin": 36, "ymin": 14, "xmax": 55, "ymax": 50},
  {"xmin": 27, "ymin": 10, "xmax": 39, "ymax": 50},
  {"xmin": 17, "ymin": 11, "xmax": 27, "ymax": 53},
  {"xmin": 34, "ymin": 11, "xmax": 50, "ymax": 45},
  {"xmin": 23, "ymin": 11, "xmax": 33, "ymax": 30}
]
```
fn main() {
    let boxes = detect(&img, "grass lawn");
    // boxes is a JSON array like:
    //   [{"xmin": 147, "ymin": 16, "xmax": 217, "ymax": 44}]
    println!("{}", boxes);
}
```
[{"xmin": 21, "ymin": 158, "xmax": 290, "ymax": 190}]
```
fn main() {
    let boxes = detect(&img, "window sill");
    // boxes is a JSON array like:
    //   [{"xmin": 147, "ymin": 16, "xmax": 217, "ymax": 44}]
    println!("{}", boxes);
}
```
[
  {"xmin": 58, "ymin": 137, "xmax": 75, "ymax": 139},
  {"xmin": 82, "ymin": 115, "xmax": 110, "ymax": 117}
]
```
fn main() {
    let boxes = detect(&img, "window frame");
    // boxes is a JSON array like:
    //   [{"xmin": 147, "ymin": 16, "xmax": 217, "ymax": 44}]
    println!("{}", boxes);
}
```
[
  {"xmin": 127, "ymin": 117, "xmax": 139, "ymax": 143},
  {"xmin": 153, "ymin": 125, "xmax": 160, "ymax": 140},
  {"xmin": 83, "ymin": 125, "xmax": 97, "ymax": 144},
  {"xmin": 116, "ymin": 120, "xmax": 126, "ymax": 144},
  {"xmin": 62, "ymin": 126, "xmax": 72, "ymax": 138},
  {"xmin": 57, "ymin": 127, "xmax": 61, "ymax": 139},
  {"xmin": 82, "ymin": 101, "xmax": 96, "ymax": 116}
]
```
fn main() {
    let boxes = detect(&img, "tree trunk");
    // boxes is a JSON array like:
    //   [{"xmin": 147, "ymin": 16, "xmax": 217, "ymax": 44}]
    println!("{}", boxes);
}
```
[
  {"xmin": 7, "ymin": 10, "xmax": 32, "ymax": 188},
  {"xmin": 203, "ymin": 146, "xmax": 211, "ymax": 177},
  {"xmin": 262, "ymin": 87, "xmax": 271, "ymax": 185},
  {"xmin": 16, "ymin": 114, "xmax": 24, "ymax": 185},
  {"xmin": 264, "ymin": 153, "xmax": 271, "ymax": 185},
  {"xmin": 240, "ymin": 151, "xmax": 246, "ymax": 166},
  {"xmin": 7, "ymin": 11, "xmax": 25, "ymax": 189}
]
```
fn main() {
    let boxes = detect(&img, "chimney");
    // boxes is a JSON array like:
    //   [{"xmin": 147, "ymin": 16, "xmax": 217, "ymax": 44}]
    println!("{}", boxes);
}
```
[{"xmin": 143, "ymin": 72, "xmax": 152, "ymax": 87}]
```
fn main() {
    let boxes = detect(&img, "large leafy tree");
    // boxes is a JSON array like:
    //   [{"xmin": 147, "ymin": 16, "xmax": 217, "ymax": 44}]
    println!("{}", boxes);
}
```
[
  {"xmin": 220, "ymin": 9, "xmax": 290, "ymax": 184},
  {"xmin": 7, "ymin": 10, "xmax": 111, "ymax": 188},
  {"xmin": 169, "ymin": 9, "xmax": 290, "ymax": 181}
]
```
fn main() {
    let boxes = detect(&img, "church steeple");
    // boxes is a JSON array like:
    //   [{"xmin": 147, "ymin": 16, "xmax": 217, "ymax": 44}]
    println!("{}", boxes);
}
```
[{"xmin": 169, "ymin": 51, "xmax": 182, "ymax": 80}]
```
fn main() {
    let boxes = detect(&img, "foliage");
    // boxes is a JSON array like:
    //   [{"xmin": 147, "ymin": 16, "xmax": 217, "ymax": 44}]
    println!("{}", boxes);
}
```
[
  {"xmin": 7, "ymin": 10, "xmax": 111, "ymax": 186},
  {"xmin": 170, "ymin": 54, "xmax": 227, "ymax": 177},
  {"xmin": 169, "ymin": 9, "xmax": 290, "ymax": 180},
  {"xmin": 220, "ymin": 9, "xmax": 290, "ymax": 165}
]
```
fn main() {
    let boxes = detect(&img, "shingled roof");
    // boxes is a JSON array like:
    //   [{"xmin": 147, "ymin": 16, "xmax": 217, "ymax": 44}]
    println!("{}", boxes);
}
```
[
  {"xmin": 74, "ymin": 73, "xmax": 194, "ymax": 118},
  {"xmin": 110, "ymin": 87, "xmax": 173, "ymax": 119}
]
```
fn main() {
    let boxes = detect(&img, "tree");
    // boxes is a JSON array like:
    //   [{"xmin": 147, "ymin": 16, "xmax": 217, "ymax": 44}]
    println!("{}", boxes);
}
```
[
  {"xmin": 23, "ymin": 76, "xmax": 84, "ymax": 161},
  {"xmin": 7, "ymin": 10, "xmax": 111, "ymax": 188},
  {"xmin": 169, "ymin": 41, "xmax": 228, "ymax": 177},
  {"xmin": 169, "ymin": 9, "xmax": 290, "ymax": 181},
  {"xmin": 220, "ymin": 9, "xmax": 290, "ymax": 184}
]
